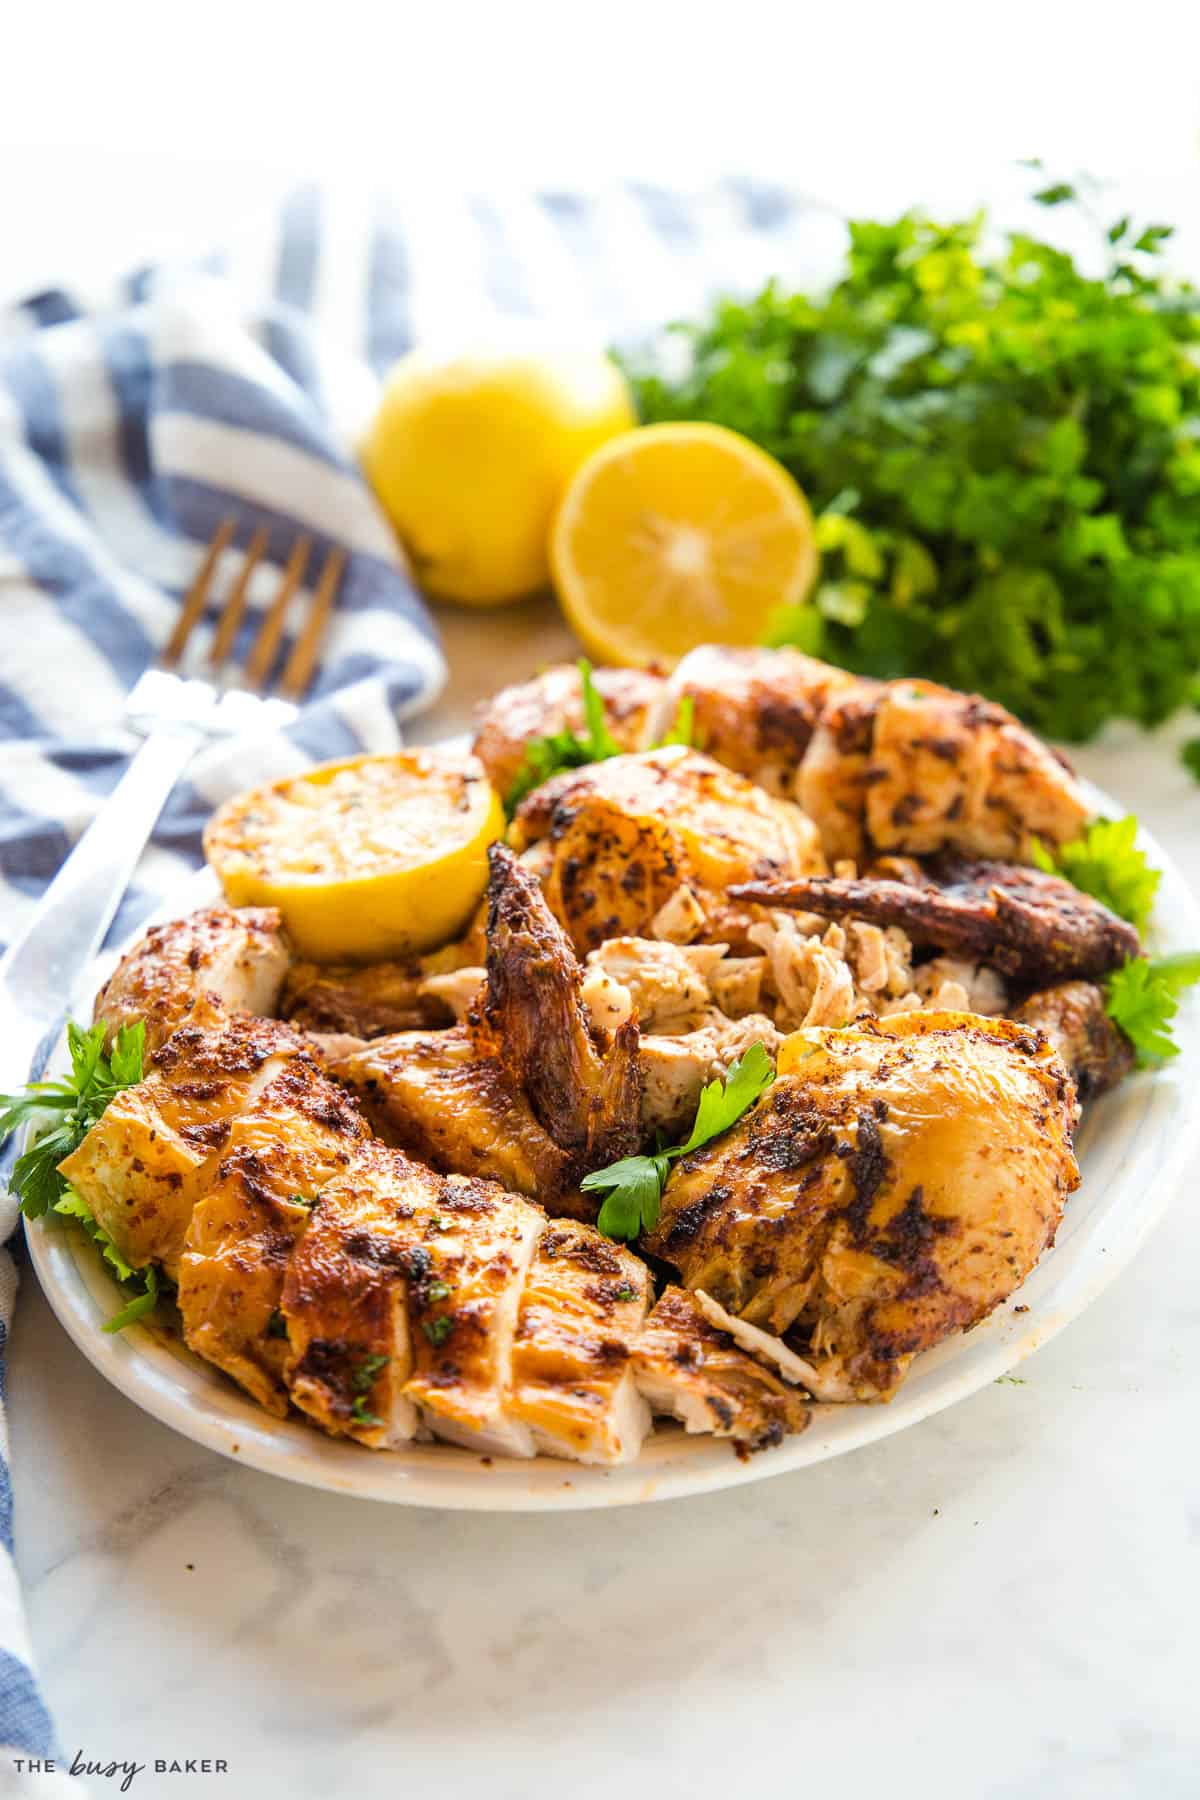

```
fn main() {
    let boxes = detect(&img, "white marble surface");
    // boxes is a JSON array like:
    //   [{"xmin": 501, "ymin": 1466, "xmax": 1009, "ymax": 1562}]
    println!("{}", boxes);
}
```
[{"xmin": 7, "ymin": 597, "xmax": 1200, "ymax": 1800}]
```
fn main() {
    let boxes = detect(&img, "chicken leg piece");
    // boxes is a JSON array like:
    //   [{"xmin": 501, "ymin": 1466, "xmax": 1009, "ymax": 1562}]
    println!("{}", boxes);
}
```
[
  {"xmin": 732, "ymin": 856, "xmax": 1140, "ymax": 987},
  {"xmin": 643, "ymin": 1010, "xmax": 1080, "ymax": 1401}
]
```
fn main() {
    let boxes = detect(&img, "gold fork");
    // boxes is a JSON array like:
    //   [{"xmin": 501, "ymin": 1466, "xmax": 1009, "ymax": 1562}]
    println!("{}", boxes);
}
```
[
  {"xmin": 0, "ymin": 521, "xmax": 347, "ymax": 1063},
  {"xmin": 160, "ymin": 516, "xmax": 347, "ymax": 699}
]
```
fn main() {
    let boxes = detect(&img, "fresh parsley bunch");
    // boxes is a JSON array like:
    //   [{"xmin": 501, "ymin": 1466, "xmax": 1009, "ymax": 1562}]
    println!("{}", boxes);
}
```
[
  {"xmin": 0, "ymin": 1019, "xmax": 160, "ymax": 1331},
  {"xmin": 584, "ymin": 1041, "xmax": 775, "ymax": 1241},
  {"xmin": 620, "ymin": 180, "xmax": 1200, "ymax": 751}
]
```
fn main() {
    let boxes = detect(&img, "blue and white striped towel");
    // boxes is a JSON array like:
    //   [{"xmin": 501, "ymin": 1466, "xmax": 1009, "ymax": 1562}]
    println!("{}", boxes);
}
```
[{"xmin": 0, "ymin": 177, "xmax": 825, "ymax": 1785}]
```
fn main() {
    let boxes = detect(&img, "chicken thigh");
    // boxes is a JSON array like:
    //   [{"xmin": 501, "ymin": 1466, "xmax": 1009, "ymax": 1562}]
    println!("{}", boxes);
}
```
[{"xmin": 643, "ymin": 1010, "xmax": 1079, "ymax": 1400}]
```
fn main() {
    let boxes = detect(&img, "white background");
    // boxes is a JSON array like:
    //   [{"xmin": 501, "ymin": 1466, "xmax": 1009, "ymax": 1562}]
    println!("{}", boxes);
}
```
[{"xmin": 3, "ymin": 2, "xmax": 1200, "ymax": 297}]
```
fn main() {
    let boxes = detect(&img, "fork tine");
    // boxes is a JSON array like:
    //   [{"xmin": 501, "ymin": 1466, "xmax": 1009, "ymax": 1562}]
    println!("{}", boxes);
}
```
[
  {"xmin": 160, "ymin": 516, "xmax": 236, "ymax": 667},
  {"xmin": 208, "ymin": 522, "xmax": 270, "ymax": 669},
  {"xmin": 239, "ymin": 536, "xmax": 313, "ymax": 690},
  {"xmin": 278, "ymin": 546, "xmax": 347, "ymax": 699}
]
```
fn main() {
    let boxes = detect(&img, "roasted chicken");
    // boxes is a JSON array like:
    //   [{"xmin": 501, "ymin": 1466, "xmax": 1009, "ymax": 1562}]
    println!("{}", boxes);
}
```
[
  {"xmin": 473, "ymin": 661, "xmax": 665, "ymax": 802},
  {"xmin": 643, "ymin": 1010, "xmax": 1080, "ymax": 1400},
  {"xmin": 53, "ymin": 635, "xmax": 1139, "ymax": 1468},
  {"xmin": 634, "ymin": 1285, "xmax": 810, "ymax": 1451},
  {"xmin": 511, "ymin": 745, "xmax": 825, "ymax": 953},
  {"xmin": 60, "ymin": 996, "xmax": 314, "ymax": 1276},
  {"xmin": 331, "ymin": 845, "xmax": 642, "ymax": 1211},
  {"xmin": 1014, "ymin": 981, "xmax": 1135, "ymax": 1102},
  {"xmin": 733, "ymin": 855, "xmax": 1139, "ymax": 987},
  {"xmin": 474, "ymin": 647, "xmax": 1090, "ymax": 864},
  {"xmin": 94, "ymin": 904, "xmax": 289, "ymax": 1052}
]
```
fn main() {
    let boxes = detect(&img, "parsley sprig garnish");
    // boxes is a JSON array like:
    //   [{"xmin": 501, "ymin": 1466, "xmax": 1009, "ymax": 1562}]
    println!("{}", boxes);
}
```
[
  {"xmin": 348, "ymin": 1352, "xmax": 390, "ymax": 1427},
  {"xmin": 1, "ymin": 1020, "xmax": 145, "ymax": 1218},
  {"xmin": 504, "ymin": 658, "xmax": 694, "ymax": 815},
  {"xmin": 1032, "ymin": 816, "xmax": 1161, "ymax": 932},
  {"xmin": 0, "ymin": 1019, "xmax": 161, "ymax": 1332},
  {"xmin": 1104, "ymin": 953, "xmax": 1200, "ymax": 1066},
  {"xmin": 584, "ymin": 1042, "xmax": 775, "ymax": 1242}
]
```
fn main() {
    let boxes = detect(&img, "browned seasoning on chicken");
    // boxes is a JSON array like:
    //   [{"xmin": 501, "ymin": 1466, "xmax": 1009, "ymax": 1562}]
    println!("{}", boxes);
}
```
[
  {"xmin": 632, "ymin": 1285, "xmax": 810, "ymax": 1453},
  {"xmin": 643, "ymin": 1010, "xmax": 1080, "ymax": 1401},
  {"xmin": 483, "ymin": 842, "xmax": 642, "ymax": 1165},
  {"xmin": 94, "ymin": 904, "xmax": 290, "ymax": 1053},
  {"xmin": 732, "ymin": 855, "xmax": 1139, "ymax": 987},
  {"xmin": 332, "ymin": 845, "xmax": 643, "ymax": 1215},
  {"xmin": 1014, "ymin": 980, "xmax": 1135, "ymax": 1102}
]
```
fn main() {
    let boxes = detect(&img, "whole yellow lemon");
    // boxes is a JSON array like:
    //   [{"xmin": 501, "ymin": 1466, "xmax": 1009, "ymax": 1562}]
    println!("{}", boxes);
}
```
[{"xmin": 361, "ymin": 347, "xmax": 637, "ymax": 606}]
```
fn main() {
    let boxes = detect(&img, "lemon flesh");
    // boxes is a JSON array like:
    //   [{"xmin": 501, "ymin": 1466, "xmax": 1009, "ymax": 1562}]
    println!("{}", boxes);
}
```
[
  {"xmin": 550, "ymin": 421, "xmax": 818, "ymax": 666},
  {"xmin": 204, "ymin": 751, "xmax": 504, "ymax": 962},
  {"xmin": 361, "ymin": 347, "xmax": 636, "ymax": 607}
]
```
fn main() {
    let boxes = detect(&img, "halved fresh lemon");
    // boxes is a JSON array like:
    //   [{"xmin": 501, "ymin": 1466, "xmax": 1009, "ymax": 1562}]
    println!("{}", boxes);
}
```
[
  {"xmin": 204, "ymin": 751, "xmax": 504, "ymax": 963},
  {"xmin": 549, "ymin": 422, "xmax": 818, "ymax": 665}
]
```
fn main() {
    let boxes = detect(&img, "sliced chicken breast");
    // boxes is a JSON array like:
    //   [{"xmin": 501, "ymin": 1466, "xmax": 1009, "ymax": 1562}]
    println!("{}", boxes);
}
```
[
  {"xmin": 509, "ymin": 1221, "xmax": 653, "ymax": 1464},
  {"xmin": 284, "ymin": 1144, "xmax": 544, "ymax": 1457},
  {"xmin": 58, "ymin": 998, "xmax": 309, "ymax": 1276},
  {"xmin": 177, "ymin": 1061, "xmax": 372, "ymax": 1416},
  {"xmin": 633, "ymin": 1286, "xmax": 810, "ymax": 1452}
]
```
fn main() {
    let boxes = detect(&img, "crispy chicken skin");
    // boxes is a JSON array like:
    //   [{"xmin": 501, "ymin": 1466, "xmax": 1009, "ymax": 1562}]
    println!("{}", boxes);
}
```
[
  {"xmin": 1015, "ymin": 981, "xmax": 1135, "ymax": 1102},
  {"xmin": 331, "ymin": 1025, "xmax": 579, "ymax": 1204},
  {"xmin": 801, "ymin": 677, "xmax": 1089, "ymax": 863},
  {"xmin": 659, "ymin": 644, "xmax": 859, "ymax": 795},
  {"xmin": 472, "ymin": 662, "xmax": 665, "ymax": 800},
  {"xmin": 94, "ymin": 905, "xmax": 289, "ymax": 1052},
  {"xmin": 733, "ymin": 856, "xmax": 1140, "ymax": 987},
  {"xmin": 59, "ymin": 997, "xmax": 311, "ymax": 1277},
  {"xmin": 633, "ymin": 1286, "xmax": 810, "ymax": 1451},
  {"xmin": 483, "ymin": 844, "xmax": 642, "ymax": 1167},
  {"xmin": 510, "ymin": 1220, "xmax": 653, "ymax": 1463},
  {"xmin": 475, "ymin": 647, "xmax": 1088, "ymax": 864},
  {"xmin": 512, "ymin": 746, "xmax": 825, "ymax": 954},
  {"xmin": 644, "ymin": 1011, "xmax": 1079, "ymax": 1400},
  {"xmin": 177, "ymin": 1061, "xmax": 371, "ymax": 1416},
  {"xmin": 332, "ymin": 847, "xmax": 644, "ymax": 1212},
  {"xmin": 284, "ymin": 1142, "xmax": 545, "ymax": 1455}
]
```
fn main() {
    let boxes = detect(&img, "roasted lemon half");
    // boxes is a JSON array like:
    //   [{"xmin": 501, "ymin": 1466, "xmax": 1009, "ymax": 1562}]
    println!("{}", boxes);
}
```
[{"xmin": 204, "ymin": 751, "xmax": 504, "ymax": 962}]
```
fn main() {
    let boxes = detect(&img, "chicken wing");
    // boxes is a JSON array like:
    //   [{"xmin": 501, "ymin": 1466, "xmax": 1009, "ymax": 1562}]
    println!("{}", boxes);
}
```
[
  {"xmin": 331, "ymin": 843, "xmax": 643, "ymax": 1213},
  {"xmin": 511, "ymin": 746, "xmax": 825, "ymax": 954},
  {"xmin": 94, "ymin": 905, "xmax": 290, "ymax": 1052},
  {"xmin": 732, "ymin": 856, "xmax": 1139, "ymax": 986},
  {"xmin": 644, "ymin": 1010, "xmax": 1079, "ymax": 1400},
  {"xmin": 472, "ymin": 661, "xmax": 665, "ymax": 800},
  {"xmin": 483, "ymin": 843, "xmax": 642, "ymax": 1166}
]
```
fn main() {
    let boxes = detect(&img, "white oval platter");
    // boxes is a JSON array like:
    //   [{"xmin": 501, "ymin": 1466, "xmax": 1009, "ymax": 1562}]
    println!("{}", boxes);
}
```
[{"xmin": 24, "ymin": 790, "xmax": 1200, "ymax": 1510}]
